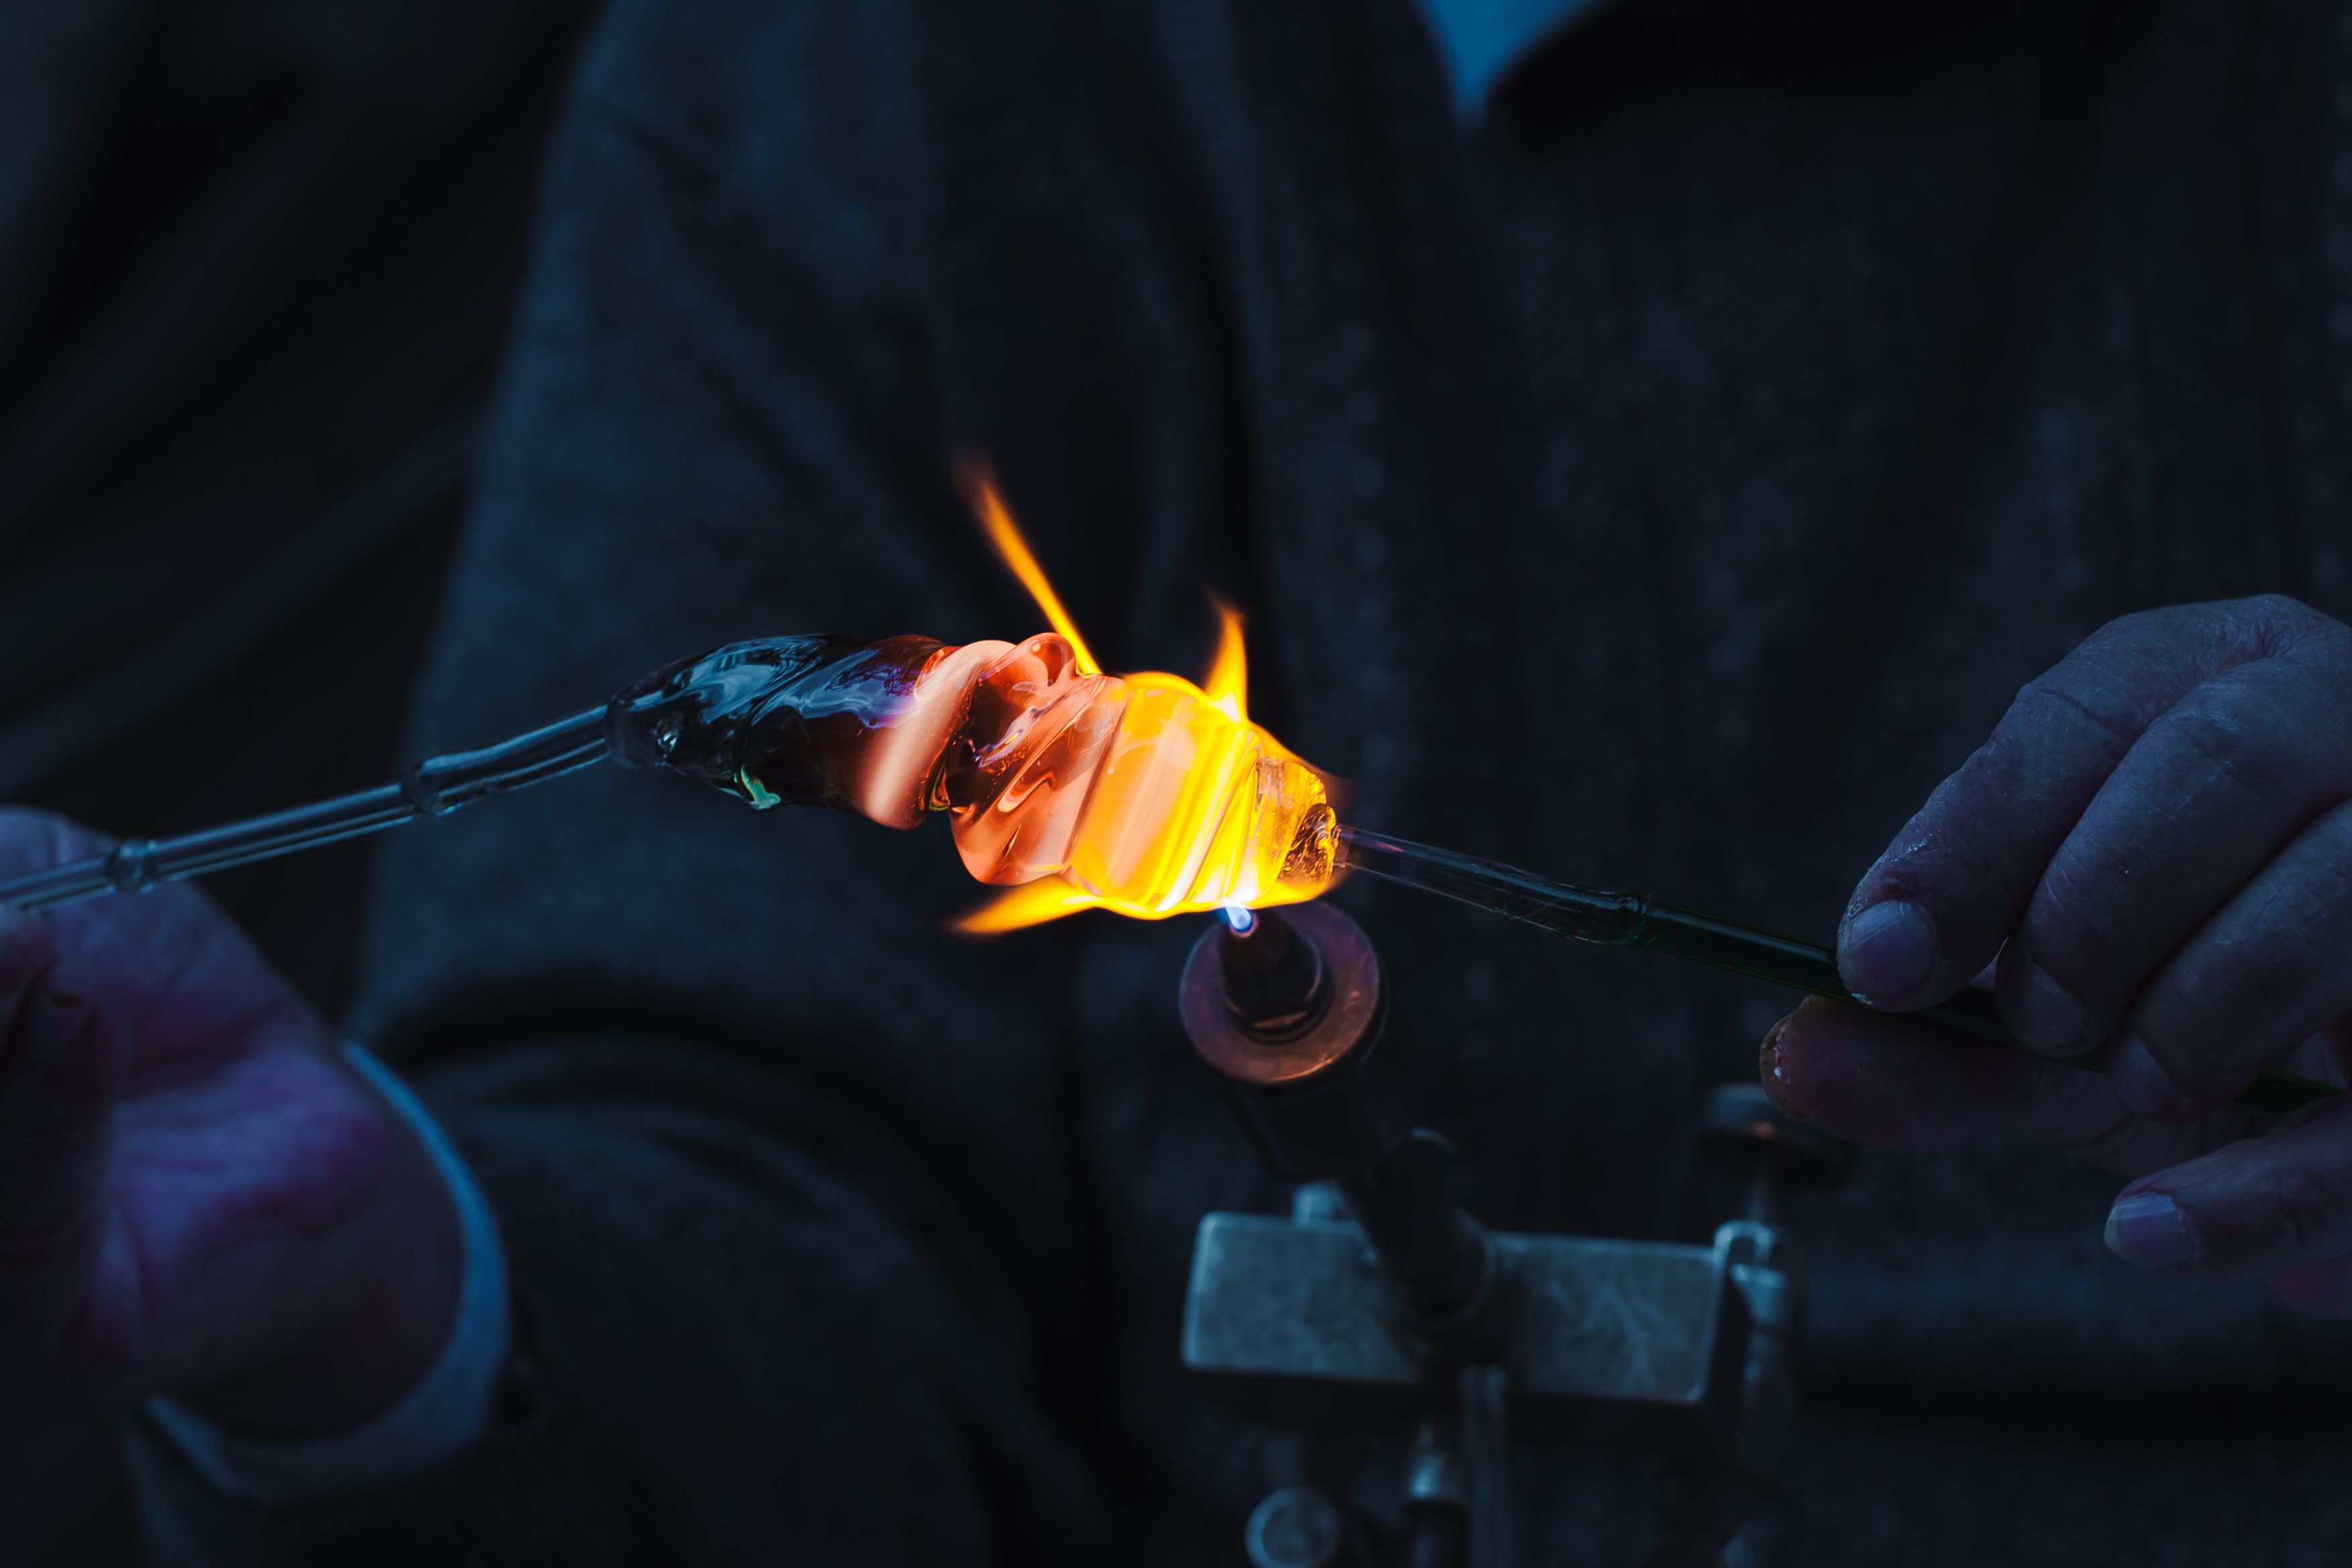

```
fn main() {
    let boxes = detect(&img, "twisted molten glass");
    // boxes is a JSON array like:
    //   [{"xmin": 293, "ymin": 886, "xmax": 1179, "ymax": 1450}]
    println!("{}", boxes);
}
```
[{"xmin": 605, "ymin": 632, "xmax": 1339, "ymax": 920}]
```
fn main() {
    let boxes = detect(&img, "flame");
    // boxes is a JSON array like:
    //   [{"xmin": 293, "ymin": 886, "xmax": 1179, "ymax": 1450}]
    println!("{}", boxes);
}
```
[
  {"xmin": 955, "ymin": 464, "xmax": 1100, "ymax": 675},
  {"xmin": 1202, "ymin": 597, "xmax": 1246, "ymax": 723},
  {"xmin": 949, "ymin": 480, "xmax": 1333, "ymax": 933},
  {"xmin": 954, "ymin": 877, "xmax": 1106, "ymax": 934}
]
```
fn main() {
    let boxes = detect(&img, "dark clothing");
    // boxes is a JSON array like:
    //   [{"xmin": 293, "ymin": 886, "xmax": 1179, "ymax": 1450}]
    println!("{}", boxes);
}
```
[
  {"xmin": 0, "ymin": 0, "xmax": 596, "ymax": 1014},
  {"xmin": 138, "ymin": 0, "xmax": 2352, "ymax": 1561}
]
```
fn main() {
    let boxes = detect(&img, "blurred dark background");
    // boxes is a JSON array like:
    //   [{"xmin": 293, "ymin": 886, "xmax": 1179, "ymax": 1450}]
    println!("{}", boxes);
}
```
[{"xmin": 0, "ymin": 1, "xmax": 601, "ymax": 1559}]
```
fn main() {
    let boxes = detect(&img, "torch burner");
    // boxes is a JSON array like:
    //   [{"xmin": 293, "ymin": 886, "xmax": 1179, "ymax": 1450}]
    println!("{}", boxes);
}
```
[
  {"xmin": 1180, "ymin": 903, "xmax": 1502, "ymax": 1340},
  {"xmin": 1215, "ymin": 906, "xmax": 1331, "ymax": 1042}
]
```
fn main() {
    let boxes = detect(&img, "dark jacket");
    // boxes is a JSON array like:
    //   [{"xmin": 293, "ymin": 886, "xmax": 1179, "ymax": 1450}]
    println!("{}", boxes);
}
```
[{"xmin": 136, "ymin": 0, "xmax": 2352, "ymax": 1561}]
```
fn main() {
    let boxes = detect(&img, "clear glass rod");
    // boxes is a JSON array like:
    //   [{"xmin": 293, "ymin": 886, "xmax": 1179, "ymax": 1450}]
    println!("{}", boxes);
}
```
[
  {"xmin": 0, "ymin": 707, "xmax": 608, "ymax": 912},
  {"xmin": 1334, "ymin": 825, "xmax": 2335, "ymax": 1119}
]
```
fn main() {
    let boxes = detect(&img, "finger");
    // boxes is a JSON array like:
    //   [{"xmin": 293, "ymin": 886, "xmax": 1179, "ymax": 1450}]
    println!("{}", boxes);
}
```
[
  {"xmin": 1761, "ymin": 995, "xmax": 2044, "ymax": 1151},
  {"xmin": 2006, "ymin": 1063, "xmax": 2261, "ymax": 1176},
  {"xmin": 2102, "ymin": 1088, "xmax": 2352, "ymax": 1281},
  {"xmin": 2102, "ymin": 798, "xmax": 2352, "ymax": 1118},
  {"xmin": 1836, "ymin": 599, "xmax": 2342, "ymax": 1017},
  {"xmin": 1996, "ymin": 642, "xmax": 2352, "ymax": 1065},
  {"xmin": 1763, "ymin": 992, "xmax": 2262, "ymax": 1171}
]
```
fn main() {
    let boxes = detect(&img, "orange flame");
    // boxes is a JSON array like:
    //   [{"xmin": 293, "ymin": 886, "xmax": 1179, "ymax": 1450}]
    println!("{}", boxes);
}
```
[
  {"xmin": 955, "ymin": 877, "xmax": 1106, "ymax": 934},
  {"xmin": 1202, "ymin": 597, "xmax": 1246, "ymax": 722},
  {"xmin": 948, "ymin": 479, "xmax": 1334, "ymax": 933},
  {"xmin": 956, "ymin": 466, "xmax": 1099, "ymax": 675}
]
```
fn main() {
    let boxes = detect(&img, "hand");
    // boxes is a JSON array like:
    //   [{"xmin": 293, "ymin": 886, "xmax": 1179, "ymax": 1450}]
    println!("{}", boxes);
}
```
[
  {"xmin": 0, "ymin": 811, "xmax": 459, "ymax": 1433},
  {"xmin": 1763, "ymin": 595, "xmax": 2352, "ymax": 1316}
]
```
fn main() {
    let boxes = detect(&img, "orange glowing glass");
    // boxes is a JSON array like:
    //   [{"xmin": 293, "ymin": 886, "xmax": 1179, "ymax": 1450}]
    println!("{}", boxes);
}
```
[
  {"xmin": 599, "ymin": 474, "xmax": 1340, "ymax": 932},
  {"xmin": 947, "ymin": 479, "xmax": 1334, "ymax": 930}
]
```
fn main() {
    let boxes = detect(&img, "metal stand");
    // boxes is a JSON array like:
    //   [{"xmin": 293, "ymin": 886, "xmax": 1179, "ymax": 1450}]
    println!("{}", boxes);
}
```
[
  {"xmin": 1640, "ymin": 1085, "xmax": 1855, "ymax": 1567},
  {"xmin": 1175, "ymin": 905, "xmax": 1854, "ymax": 1567}
]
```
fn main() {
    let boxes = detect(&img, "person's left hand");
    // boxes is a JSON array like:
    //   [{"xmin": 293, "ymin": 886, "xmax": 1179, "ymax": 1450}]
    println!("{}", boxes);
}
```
[
  {"xmin": 0, "ymin": 812, "xmax": 460, "ymax": 1432},
  {"xmin": 1763, "ymin": 595, "xmax": 2352, "ymax": 1316}
]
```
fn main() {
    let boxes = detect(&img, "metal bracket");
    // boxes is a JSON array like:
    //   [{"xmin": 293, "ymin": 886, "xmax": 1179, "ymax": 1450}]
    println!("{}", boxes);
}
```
[{"xmin": 1181, "ymin": 1211, "xmax": 1753, "ymax": 1455}]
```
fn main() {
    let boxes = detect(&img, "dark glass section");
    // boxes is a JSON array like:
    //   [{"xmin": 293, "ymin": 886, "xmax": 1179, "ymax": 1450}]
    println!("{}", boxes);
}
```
[{"xmin": 606, "ymin": 634, "xmax": 949, "ymax": 813}]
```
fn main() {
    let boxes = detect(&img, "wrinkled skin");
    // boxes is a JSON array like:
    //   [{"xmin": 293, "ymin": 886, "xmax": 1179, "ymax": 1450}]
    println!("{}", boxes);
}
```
[
  {"xmin": 1765, "ymin": 596, "xmax": 2352, "ymax": 1316},
  {"xmin": 0, "ymin": 812, "xmax": 456, "ymax": 1433}
]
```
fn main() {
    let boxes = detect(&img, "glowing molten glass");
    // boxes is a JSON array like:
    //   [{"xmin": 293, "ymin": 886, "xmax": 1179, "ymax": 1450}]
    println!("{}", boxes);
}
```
[{"xmin": 603, "ymin": 483, "xmax": 1337, "ymax": 930}]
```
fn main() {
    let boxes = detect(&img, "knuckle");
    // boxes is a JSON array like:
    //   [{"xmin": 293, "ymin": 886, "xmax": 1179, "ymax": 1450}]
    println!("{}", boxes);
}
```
[
  {"xmin": 2183, "ymin": 893, "xmax": 2299, "ymax": 989},
  {"xmin": 2192, "ymin": 594, "xmax": 2334, "ymax": 664},
  {"xmin": 2012, "ymin": 870, "xmax": 2108, "ymax": 977},
  {"xmin": 2007, "ymin": 677, "xmax": 2139, "ymax": 761},
  {"xmin": 2155, "ymin": 697, "xmax": 2302, "ymax": 807},
  {"xmin": 2240, "ymin": 592, "xmax": 2330, "ymax": 645},
  {"xmin": 2248, "ymin": 1165, "xmax": 2352, "ymax": 1267}
]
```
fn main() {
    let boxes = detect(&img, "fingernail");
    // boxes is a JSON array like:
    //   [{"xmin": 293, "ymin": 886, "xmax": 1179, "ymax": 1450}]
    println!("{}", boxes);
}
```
[
  {"xmin": 2108, "ymin": 1036, "xmax": 2194, "ymax": 1120},
  {"xmin": 1758, "ymin": 1015, "xmax": 1809, "ymax": 1120},
  {"xmin": 2004, "ymin": 959, "xmax": 2088, "ymax": 1050},
  {"xmin": 1841, "ymin": 901, "xmax": 1938, "ymax": 1001},
  {"xmin": 2104, "ymin": 1190, "xmax": 2199, "ymax": 1270}
]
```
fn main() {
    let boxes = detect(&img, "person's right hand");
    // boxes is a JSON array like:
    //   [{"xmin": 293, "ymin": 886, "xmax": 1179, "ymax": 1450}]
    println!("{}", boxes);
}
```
[
  {"xmin": 0, "ymin": 811, "xmax": 460, "ymax": 1434},
  {"xmin": 1762, "ymin": 597, "xmax": 2352, "ymax": 1317}
]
